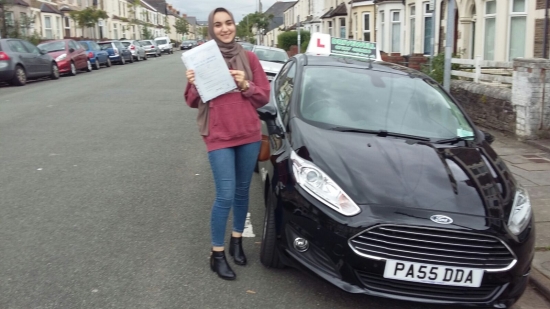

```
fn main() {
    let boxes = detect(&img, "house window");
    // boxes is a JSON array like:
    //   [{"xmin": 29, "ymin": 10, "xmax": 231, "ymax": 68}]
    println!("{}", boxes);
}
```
[
  {"xmin": 423, "ymin": 2, "xmax": 433, "ymax": 54},
  {"xmin": 328, "ymin": 21, "xmax": 333, "ymax": 36},
  {"xmin": 5, "ymin": 12, "xmax": 14, "ymax": 27},
  {"xmin": 391, "ymin": 11, "xmax": 401, "ymax": 53},
  {"xmin": 56, "ymin": 16, "xmax": 61, "ymax": 39},
  {"xmin": 363, "ymin": 13, "xmax": 371, "ymax": 41},
  {"xmin": 65, "ymin": 16, "xmax": 71, "ymax": 38},
  {"xmin": 380, "ymin": 11, "xmax": 384, "ymax": 50},
  {"xmin": 114, "ymin": 23, "xmax": 118, "ymax": 39},
  {"xmin": 509, "ymin": 0, "xmax": 526, "ymax": 60},
  {"xmin": 410, "ymin": 5, "xmax": 416, "ymax": 54},
  {"xmin": 44, "ymin": 16, "xmax": 53, "ymax": 39},
  {"xmin": 484, "ymin": 0, "xmax": 496, "ymax": 60},
  {"xmin": 20, "ymin": 12, "xmax": 28, "ymax": 36},
  {"xmin": 340, "ymin": 18, "xmax": 346, "ymax": 38}
]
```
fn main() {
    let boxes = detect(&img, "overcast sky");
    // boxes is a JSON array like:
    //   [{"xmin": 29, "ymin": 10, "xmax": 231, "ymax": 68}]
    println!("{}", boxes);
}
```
[{"xmin": 170, "ymin": 0, "xmax": 281, "ymax": 22}]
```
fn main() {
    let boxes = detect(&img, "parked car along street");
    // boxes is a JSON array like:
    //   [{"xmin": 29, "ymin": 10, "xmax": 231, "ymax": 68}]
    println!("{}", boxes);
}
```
[
  {"xmin": 154, "ymin": 37, "xmax": 173, "ymax": 54},
  {"xmin": 121, "ymin": 40, "xmax": 147, "ymax": 61},
  {"xmin": 79, "ymin": 40, "xmax": 111, "ymax": 69},
  {"xmin": 180, "ymin": 40, "xmax": 197, "ymax": 50},
  {"xmin": 38, "ymin": 39, "xmax": 91, "ymax": 76},
  {"xmin": 252, "ymin": 45, "xmax": 288, "ymax": 82},
  {"xmin": 238, "ymin": 41, "xmax": 254, "ymax": 51},
  {"xmin": 98, "ymin": 40, "xmax": 133, "ymax": 65},
  {"xmin": 255, "ymin": 34, "xmax": 535, "ymax": 308},
  {"xmin": 0, "ymin": 38, "xmax": 59, "ymax": 86},
  {"xmin": 139, "ymin": 40, "xmax": 161, "ymax": 58}
]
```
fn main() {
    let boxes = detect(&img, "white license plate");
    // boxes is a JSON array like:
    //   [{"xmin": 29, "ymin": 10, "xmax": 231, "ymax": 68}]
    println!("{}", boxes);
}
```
[{"xmin": 383, "ymin": 260, "xmax": 484, "ymax": 287}]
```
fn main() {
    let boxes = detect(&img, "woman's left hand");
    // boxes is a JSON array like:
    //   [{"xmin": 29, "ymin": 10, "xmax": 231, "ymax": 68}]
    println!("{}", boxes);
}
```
[{"xmin": 229, "ymin": 70, "xmax": 247, "ymax": 89}]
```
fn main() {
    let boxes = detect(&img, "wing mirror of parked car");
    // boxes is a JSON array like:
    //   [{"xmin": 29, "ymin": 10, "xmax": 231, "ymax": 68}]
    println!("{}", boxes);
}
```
[
  {"xmin": 478, "ymin": 129, "xmax": 495, "ymax": 145},
  {"xmin": 39, "ymin": 49, "xmax": 47, "ymax": 55},
  {"xmin": 69, "ymin": 48, "xmax": 75, "ymax": 53},
  {"xmin": 257, "ymin": 104, "xmax": 283, "ymax": 136}
]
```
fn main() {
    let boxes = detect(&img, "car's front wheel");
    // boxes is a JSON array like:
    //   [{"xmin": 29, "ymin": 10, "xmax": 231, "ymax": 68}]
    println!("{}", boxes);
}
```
[
  {"xmin": 128, "ymin": 55, "xmax": 134, "ymax": 63},
  {"xmin": 260, "ymin": 187, "xmax": 285, "ymax": 269},
  {"xmin": 50, "ymin": 63, "xmax": 60, "ymax": 80},
  {"xmin": 106, "ymin": 58, "xmax": 112, "ymax": 67},
  {"xmin": 120, "ymin": 57, "xmax": 125, "ymax": 65},
  {"xmin": 69, "ymin": 62, "xmax": 77, "ymax": 76},
  {"xmin": 93, "ymin": 59, "xmax": 100, "ymax": 70}
]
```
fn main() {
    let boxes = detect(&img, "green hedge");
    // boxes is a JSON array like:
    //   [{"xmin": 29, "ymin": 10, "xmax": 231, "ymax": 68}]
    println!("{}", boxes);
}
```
[{"xmin": 277, "ymin": 30, "xmax": 311, "ymax": 51}]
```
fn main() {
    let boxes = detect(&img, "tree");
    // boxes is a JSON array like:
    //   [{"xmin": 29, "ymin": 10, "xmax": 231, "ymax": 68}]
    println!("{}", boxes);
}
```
[
  {"xmin": 201, "ymin": 26, "xmax": 208, "ymax": 39},
  {"xmin": 277, "ymin": 30, "xmax": 310, "ymax": 51},
  {"xmin": 141, "ymin": 26, "xmax": 152, "ymax": 40},
  {"xmin": 237, "ymin": 12, "xmax": 273, "ymax": 42},
  {"xmin": 164, "ymin": 16, "xmax": 171, "ymax": 34},
  {"xmin": 0, "ymin": 0, "xmax": 11, "ymax": 38},
  {"xmin": 69, "ymin": 7, "xmax": 108, "ymax": 38},
  {"xmin": 174, "ymin": 17, "xmax": 188, "ymax": 38}
]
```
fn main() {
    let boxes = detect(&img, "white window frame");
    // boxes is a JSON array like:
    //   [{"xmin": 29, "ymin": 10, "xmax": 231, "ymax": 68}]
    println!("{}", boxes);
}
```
[
  {"xmin": 328, "ymin": 21, "xmax": 333, "ymax": 36},
  {"xmin": 410, "ymin": 5, "xmax": 415, "ymax": 54},
  {"xmin": 380, "ymin": 11, "xmax": 384, "ymax": 50},
  {"xmin": 56, "ymin": 16, "xmax": 61, "ymax": 39},
  {"xmin": 339, "ymin": 17, "xmax": 346, "ymax": 38},
  {"xmin": 507, "ymin": 0, "xmax": 527, "ymax": 61},
  {"xmin": 20, "ymin": 12, "xmax": 28, "ymax": 36},
  {"xmin": 355, "ymin": 13, "xmax": 358, "ymax": 39},
  {"xmin": 5, "ymin": 11, "xmax": 14, "ymax": 27},
  {"xmin": 113, "ymin": 23, "xmax": 118, "ymax": 40},
  {"xmin": 363, "ymin": 12, "xmax": 371, "ymax": 42},
  {"xmin": 391, "ymin": 10, "xmax": 401, "ymax": 53},
  {"xmin": 484, "ymin": 0, "xmax": 497, "ymax": 60},
  {"xmin": 422, "ymin": 2, "xmax": 433, "ymax": 54},
  {"xmin": 44, "ymin": 16, "xmax": 53, "ymax": 39}
]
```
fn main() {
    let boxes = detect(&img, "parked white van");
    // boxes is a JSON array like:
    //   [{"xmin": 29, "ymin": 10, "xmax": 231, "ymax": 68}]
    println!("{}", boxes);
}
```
[{"xmin": 154, "ymin": 37, "xmax": 173, "ymax": 54}]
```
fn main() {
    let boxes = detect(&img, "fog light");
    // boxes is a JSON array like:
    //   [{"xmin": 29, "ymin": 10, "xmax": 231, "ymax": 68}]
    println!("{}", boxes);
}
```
[{"xmin": 293, "ymin": 237, "xmax": 309, "ymax": 252}]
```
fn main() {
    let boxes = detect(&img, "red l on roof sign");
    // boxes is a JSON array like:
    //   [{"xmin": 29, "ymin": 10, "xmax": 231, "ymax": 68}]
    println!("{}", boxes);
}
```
[{"xmin": 306, "ymin": 33, "xmax": 331, "ymax": 56}]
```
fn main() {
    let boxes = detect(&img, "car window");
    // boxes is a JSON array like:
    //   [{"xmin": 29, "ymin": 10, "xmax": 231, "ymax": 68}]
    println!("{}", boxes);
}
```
[
  {"xmin": 79, "ymin": 42, "xmax": 89, "ymax": 50},
  {"xmin": 299, "ymin": 67, "xmax": 474, "ymax": 140},
  {"xmin": 254, "ymin": 48, "xmax": 288, "ymax": 63},
  {"xmin": 155, "ymin": 39, "xmax": 167, "ymax": 44},
  {"xmin": 98, "ymin": 42, "xmax": 112, "ymax": 50},
  {"xmin": 274, "ymin": 61, "xmax": 296, "ymax": 121},
  {"xmin": 20, "ymin": 40, "xmax": 40, "ymax": 55},
  {"xmin": 115, "ymin": 42, "xmax": 124, "ymax": 49},
  {"xmin": 69, "ymin": 40, "xmax": 79, "ymax": 50},
  {"xmin": 91, "ymin": 42, "xmax": 100, "ymax": 50},
  {"xmin": 8, "ymin": 40, "xmax": 29, "ymax": 53},
  {"xmin": 121, "ymin": 42, "xmax": 131, "ymax": 47},
  {"xmin": 38, "ymin": 41, "xmax": 66, "ymax": 52}
]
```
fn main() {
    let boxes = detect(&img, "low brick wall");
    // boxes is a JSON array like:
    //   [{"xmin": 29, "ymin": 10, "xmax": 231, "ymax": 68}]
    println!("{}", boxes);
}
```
[{"xmin": 451, "ymin": 80, "xmax": 516, "ymax": 135}]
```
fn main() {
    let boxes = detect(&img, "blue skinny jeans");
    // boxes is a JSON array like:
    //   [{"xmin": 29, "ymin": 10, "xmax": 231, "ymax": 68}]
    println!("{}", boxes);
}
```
[{"xmin": 207, "ymin": 141, "xmax": 261, "ymax": 247}]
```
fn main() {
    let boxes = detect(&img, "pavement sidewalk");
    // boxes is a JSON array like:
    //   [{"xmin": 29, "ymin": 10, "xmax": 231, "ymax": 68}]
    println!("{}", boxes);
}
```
[{"xmin": 482, "ymin": 128, "xmax": 550, "ymax": 302}]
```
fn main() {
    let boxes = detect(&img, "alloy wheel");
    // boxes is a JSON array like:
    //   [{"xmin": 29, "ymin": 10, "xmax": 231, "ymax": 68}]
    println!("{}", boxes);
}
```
[
  {"xmin": 86, "ymin": 60, "xmax": 92, "ymax": 72},
  {"xmin": 70, "ymin": 62, "xmax": 77, "ymax": 76},
  {"xmin": 51, "ymin": 63, "xmax": 60, "ymax": 79}
]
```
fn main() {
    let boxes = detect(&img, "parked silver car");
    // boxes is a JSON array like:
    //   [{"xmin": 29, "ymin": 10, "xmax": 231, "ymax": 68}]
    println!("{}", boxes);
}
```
[
  {"xmin": 139, "ymin": 40, "xmax": 161, "ymax": 57},
  {"xmin": 121, "ymin": 40, "xmax": 147, "ymax": 61},
  {"xmin": 0, "ymin": 38, "xmax": 60, "ymax": 86},
  {"xmin": 251, "ymin": 45, "xmax": 289, "ymax": 82}
]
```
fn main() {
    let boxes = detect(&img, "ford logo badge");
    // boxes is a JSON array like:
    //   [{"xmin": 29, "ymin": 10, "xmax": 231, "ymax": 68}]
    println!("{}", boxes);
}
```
[{"xmin": 430, "ymin": 215, "xmax": 453, "ymax": 224}]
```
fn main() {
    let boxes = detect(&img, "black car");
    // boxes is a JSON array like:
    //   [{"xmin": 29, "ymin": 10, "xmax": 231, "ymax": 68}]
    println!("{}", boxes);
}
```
[
  {"xmin": 0, "ymin": 38, "xmax": 60, "ymax": 86},
  {"xmin": 255, "ymin": 53, "xmax": 535, "ymax": 308},
  {"xmin": 180, "ymin": 40, "xmax": 197, "ymax": 50}
]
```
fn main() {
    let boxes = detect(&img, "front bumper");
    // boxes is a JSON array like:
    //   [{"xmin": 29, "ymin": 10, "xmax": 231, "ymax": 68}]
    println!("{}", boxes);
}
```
[
  {"xmin": 57, "ymin": 60, "xmax": 71, "ymax": 73},
  {"xmin": 274, "ymin": 184, "xmax": 535, "ymax": 308}
]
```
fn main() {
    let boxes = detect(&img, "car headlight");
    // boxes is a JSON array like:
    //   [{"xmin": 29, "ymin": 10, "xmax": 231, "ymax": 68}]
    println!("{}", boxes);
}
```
[
  {"xmin": 55, "ymin": 54, "xmax": 67, "ymax": 62},
  {"xmin": 290, "ymin": 150, "xmax": 361, "ymax": 216},
  {"xmin": 508, "ymin": 186, "xmax": 532, "ymax": 235}
]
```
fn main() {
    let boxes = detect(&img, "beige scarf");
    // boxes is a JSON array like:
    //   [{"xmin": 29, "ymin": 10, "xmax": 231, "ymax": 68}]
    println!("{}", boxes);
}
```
[{"xmin": 196, "ymin": 7, "xmax": 254, "ymax": 136}]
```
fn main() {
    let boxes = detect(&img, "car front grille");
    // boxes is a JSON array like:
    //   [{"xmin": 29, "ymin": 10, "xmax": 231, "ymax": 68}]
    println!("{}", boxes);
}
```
[
  {"xmin": 349, "ymin": 225, "xmax": 516, "ymax": 271},
  {"xmin": 355, "ymin": 270, "xmax": 502, "ymax": 302}
]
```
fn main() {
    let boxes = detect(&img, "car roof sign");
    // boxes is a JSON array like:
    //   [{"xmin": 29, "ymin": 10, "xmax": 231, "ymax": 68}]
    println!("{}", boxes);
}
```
[{"xmin": 305, "ymin": 32, "xmax": 382, "ymax": 61}]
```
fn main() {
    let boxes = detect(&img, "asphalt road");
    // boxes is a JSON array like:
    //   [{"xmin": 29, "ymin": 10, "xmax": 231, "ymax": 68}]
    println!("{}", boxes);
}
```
[{"xmin": 1, "ymin": 52, "xmax": 549, "ymax": 309}]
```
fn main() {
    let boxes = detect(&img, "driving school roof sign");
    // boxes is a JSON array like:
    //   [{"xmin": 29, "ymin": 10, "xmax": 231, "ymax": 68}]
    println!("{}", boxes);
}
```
[{"xmin": 305, "ymin": 32, "xmax": 381, "ymax": 61}]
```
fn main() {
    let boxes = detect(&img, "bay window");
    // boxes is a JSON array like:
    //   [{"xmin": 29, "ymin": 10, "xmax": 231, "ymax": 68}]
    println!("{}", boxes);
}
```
[
  {"xmin": 508, "ymin": 0, "xmax": 526, "ymax": 60},
  {"xmin": 391, "ymin": 11, "xmax": 401, "ymax": 53}
]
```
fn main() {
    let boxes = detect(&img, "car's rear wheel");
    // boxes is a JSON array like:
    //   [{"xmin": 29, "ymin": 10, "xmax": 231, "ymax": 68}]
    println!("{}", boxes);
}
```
[
  {"xmin": 120, "ymin": 57, "xmax": 125, "ymax": 65},
  {"xmin": 11, "ymin": 65, "xmax": 26, "ymax": 86},
  {"xmin": 260, "ymin": 187, "xmax": 285, "ymax": 269},
  {"xmin": 143, "ymin": 54, "xmax": 148, "ymax": 61},
  {"xmin": 86, "ymin": 60, "xmax": 92, "ymax": 72},
  {"xmin": 93, "ymin": 59, "xmax": 100, "ymax": 70},
  {"xmin": 129, "ymin": 55, "xmax": 134, "ymax": 63},
  {"xmin": 50, "ymin": 63, "xmax": 60, "ymax": 80},
  {"xmin": 69, "ymin": 62, "xmax": 77, "ymax": 76}
]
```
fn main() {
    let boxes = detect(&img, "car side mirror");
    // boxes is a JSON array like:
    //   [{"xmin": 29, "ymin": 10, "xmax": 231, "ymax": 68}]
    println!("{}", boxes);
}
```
[
  {"xmin": 39, "ymin": 49, "xmax": 46, "ymax": 55},
  {"xmin": 69, "ymin": 48, "xmax": 75, "ymax": 53},
  {"xmin": 257, "ymin": 104, "xmax": 283, "ymax": 136},
  {"xmin": 478, "ymin": 130, "xmax": 495, "ymax": 145}
]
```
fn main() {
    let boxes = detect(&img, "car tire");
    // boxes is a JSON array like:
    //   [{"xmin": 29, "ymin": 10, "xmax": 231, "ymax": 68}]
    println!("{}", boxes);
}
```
[
  {"xmin": 129, "ymin": 55, "xmax": 134, "ymax": 63},
  {"xmin": 143, "ymin": 54, "xmax": 148, "ymax": 61},
  {"xmin": 86, "ymin": 60, "xmax": 92, "ymax": 72},
  {"xmin": 120, "ymin": 57, "xmax": 125, "ymax": 65},
  {"xmin": 69, "ymin": 62, "xmax": 77, "ymax": 76},
  {"xmin": 50, "ymin": 63, "xmax": 60, "ymax": 80},
  {"xmin": 136, "ymin": 55, "xmax": 140, "ymax": 62},
  {"xmin": 94, "ymin": 59, "xmax": 100, "ymax": 70},
  {"xmin": 106, "ymin": 58, "xmax": 112, "ymax": 67},
  {"xmin": 260, "ymin": 187, "xmax": 285, "ymax": 269},
  {"xmin": 11, "ymin": 65, "xmax": 27, "ymax": 86}
]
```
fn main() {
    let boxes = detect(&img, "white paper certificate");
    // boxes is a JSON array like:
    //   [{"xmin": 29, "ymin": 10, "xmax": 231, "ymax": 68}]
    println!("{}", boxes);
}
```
[{"xmin": 181, "ymin": 40, "xmax": 237, "ymax": 102}]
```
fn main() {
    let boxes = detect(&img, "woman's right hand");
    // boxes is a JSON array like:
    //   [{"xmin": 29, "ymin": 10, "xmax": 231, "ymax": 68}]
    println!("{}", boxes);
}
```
[{"xmin": 186, "ymin": 69, "xmax": 195, "ymax": 85}]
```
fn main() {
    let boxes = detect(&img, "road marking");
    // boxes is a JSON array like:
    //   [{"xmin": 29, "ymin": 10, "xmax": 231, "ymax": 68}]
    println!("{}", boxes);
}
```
[{"xmin": 242, "ymin": 212, "xmax": 255, "ymax": 237}]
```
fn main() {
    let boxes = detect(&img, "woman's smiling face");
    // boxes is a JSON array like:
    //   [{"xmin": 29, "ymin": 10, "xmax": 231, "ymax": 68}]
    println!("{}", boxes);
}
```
[{"xmin": 213, "ymin": 11, "xmax": 236, "ymax": 43}]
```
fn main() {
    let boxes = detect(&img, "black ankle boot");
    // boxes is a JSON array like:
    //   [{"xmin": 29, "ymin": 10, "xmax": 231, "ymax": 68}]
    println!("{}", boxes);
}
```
[
  {"xmin": 210, "ymin": 251, "xmax": 236, "ymax": 280},
  {"xmin": 229, "ymin": 236, "xmax": 247, "ymax": 265}
]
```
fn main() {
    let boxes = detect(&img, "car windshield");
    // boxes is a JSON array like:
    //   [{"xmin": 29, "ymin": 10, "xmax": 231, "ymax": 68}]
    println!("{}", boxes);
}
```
[
  {"xmin": 98, "ymin": 43, "xmax": 113, "ymax": 50},
  {"xmin": 141, "ymin": 41, "xmax": 153, "ymax": 45},
  {"xmin": 254, "ymin": 48, "xmax": 288, "ymax": 63},
  {"xmin": 121, "ymin": 42, "xmax": 131, "ymax": 47},
  {"xmin": 299, "ymin": 67, "xmax": 474, "ymax": 140},
  {"xmin": 38, "ymin": 41, "xmax": 65, "ymax": 52},
  {"xmin": 183, "ymin": 41, "xmax": 194, "ymax": 44},
  {"xmin": 156, "ymin": 39, "xmax": 167, "ymax": 44}
]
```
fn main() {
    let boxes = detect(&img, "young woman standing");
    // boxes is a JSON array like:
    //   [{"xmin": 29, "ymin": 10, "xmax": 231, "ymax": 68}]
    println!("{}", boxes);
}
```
[{"xmin": 184, "ymin": 7, "xmax": 270, "ymax": 280}]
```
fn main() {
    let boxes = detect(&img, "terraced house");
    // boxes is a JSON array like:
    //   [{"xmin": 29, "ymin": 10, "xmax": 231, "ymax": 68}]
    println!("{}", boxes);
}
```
[{"xmin": 0, "ymin": 0, "xmax": 186, "ymax": 43}]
